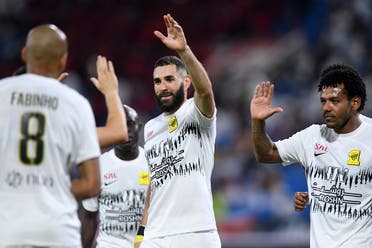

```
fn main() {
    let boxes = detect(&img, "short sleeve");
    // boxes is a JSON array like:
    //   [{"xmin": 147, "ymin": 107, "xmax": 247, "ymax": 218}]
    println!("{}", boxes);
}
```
[{"xmin": 82, "ymin": 197, "xmax": 99, "ymax": 212}]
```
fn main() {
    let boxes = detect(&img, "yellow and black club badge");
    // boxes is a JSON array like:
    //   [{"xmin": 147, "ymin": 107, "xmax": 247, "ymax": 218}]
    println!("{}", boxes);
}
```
[
  {"xmin": 168, "ymin": 116, "xmax": 178, "ymax": 133},
  {"xmin": 139, "ymin": 172, "xmax": 150, "ymax": 185},
  {"xmin": 347, "ymin": 150, "xmax": 361, "ymax": 166}
]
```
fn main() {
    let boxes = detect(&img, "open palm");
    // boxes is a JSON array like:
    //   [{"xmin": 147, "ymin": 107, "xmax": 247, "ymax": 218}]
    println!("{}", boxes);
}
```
[
  {"xmin": 154, "ymin": 14, "xmax": 187, "ymax": 52},
  {"xmin": 250, "ymin": 81, "xmax": 283, "ymax": 120}
]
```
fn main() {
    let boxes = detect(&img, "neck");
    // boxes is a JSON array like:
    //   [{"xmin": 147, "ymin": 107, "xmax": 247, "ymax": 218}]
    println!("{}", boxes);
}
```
[
  {"xmin": 334, "ymin": 114, "xmax": 362, "ymax": 134},
  {"xmin": 114, "ymin": 147, "xmax": 139, "ymax": 161},
  {"xmin": 26, "ymin": 64, "xmax": 60, "ymax": 79}
]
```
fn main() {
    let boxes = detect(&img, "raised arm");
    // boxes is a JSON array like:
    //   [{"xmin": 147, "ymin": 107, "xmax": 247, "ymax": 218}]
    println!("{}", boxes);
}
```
[
  {"xmin": 250, "ymin": 81, "xmax": 283, "ymax": 163},
  {"xmin": 91, "ymin": 55, "xmax": 128, "ymax": 148},
  {"xmin": 154, "ymin": 14, "xmax": 215, "ymax": 118}
]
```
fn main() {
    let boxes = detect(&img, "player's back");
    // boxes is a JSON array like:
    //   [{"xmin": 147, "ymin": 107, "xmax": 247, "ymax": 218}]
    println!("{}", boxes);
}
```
[{"xmin": 0, "ymin": 73, "xmax": 99, "ymax": 246}]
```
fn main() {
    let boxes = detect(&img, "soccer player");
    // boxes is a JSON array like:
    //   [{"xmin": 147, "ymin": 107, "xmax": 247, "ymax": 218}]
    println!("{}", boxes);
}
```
[
  {"xmin": 81, "ymin": 105, "xmax": 149, "ymax": 248},
  {"xmin": 13, "ymin": 55, "xmax": 129, "ymax": 149},
  {"xmin": 250, "ymin": 64, "xmax": 372, "ymax": 247},
  {"xmin": 0, "ymin": 24, "xmax": 100, "ymax": 247},
  {"xmin": 137, "ymin": 14, "xmax": 221, "ymax": 248}
]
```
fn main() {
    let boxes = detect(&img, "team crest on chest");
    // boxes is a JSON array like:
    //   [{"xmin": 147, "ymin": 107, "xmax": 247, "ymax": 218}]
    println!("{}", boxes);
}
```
[
  {"xmin": 168, "ymin": 116, "xmax": 178, "ymax": 133},
  {"xmin": 347, "ymin": 150, "xmax": 361, "ymax": 166}
]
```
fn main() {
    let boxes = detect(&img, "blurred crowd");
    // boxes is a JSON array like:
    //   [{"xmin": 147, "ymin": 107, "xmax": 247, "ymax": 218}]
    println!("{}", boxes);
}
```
[{"xmin": 1, "ymin": 0, "xmax": 371, "ymax": 238}]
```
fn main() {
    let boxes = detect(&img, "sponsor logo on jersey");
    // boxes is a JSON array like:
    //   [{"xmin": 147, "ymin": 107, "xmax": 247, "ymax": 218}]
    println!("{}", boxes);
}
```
[
  {"xmin": 347, "ymin": 150, "xmax": 361, "ymax": 166},
  {"xmin": 104, "ymin": 172, "xmax": 118, "ymax": 180},
  {"xmin": 139, "ymin": 172, "xmax": 150, "ymax": 185},
  {"xmin": 314, "ymin": 143, "xmax": 328, "ymax": 156},
  {"xmin": 104, "ymin": 180, "xmax": 117, "ymax": 186},
  {"xmin": 5, "ymin": 170, "xmax": 54, "ymax": 188},
  {"xmin": 103, "ymin": 172, "xmax": 118, "ymax": 186},
  {"xmin": 168, "ymin": 116, "xmax": 178, "ymax": 133}
]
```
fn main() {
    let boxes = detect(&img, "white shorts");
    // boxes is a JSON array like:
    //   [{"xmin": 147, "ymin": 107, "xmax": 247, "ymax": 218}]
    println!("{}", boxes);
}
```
[{"xmin": 140, "ymin": 230, "xmax": 221, "ymax": 248}]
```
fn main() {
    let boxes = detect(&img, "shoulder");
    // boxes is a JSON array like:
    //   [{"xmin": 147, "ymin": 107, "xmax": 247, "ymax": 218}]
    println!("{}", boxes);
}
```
[
  {"xmin": 100, "ymin": 149, "xmax": 115, "ymax": 159},
  {"xmin": 144, "ymin": 113, "xmax": 163, "ymax": 130},
  {"xmin": 285, "ymin": 124, "xmax": 324, "ymax": 140},
  {"xmin": 360, "ymin": 114, "xmax": 372, "ymax": 124}
]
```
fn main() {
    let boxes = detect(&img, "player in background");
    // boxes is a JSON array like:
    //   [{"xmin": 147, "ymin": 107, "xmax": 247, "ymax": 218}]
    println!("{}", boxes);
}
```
[{"xmin": 81, "ymin": 105, "xmax": 149, "ymax": 248}]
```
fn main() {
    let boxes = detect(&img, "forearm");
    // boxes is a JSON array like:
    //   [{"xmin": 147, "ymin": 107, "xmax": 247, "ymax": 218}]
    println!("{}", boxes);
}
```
[
  {"xmin": 135, "ymin": 186, "xmax": 150, "ymax": 246},
  {"xmin": 178, "ymin": 46, "xmax": 215, "ymax": 117},
  {"xmin": 178, "ymin": 46, "xmax": 211, "ymax": 95},
  {"xmin": 140, "ymin": 185, "xmax": 151, "ymax": 226},
  {"xmin": 81, "ymin": 210, "xmax": 98, "ymax": 248},
  {"xmin": 98, "ymin": 90, "xmax": 128, "ymax": 148},
  {"xmin": 251, "ymin": 119, "xmax": 276, "ymax": 163}
]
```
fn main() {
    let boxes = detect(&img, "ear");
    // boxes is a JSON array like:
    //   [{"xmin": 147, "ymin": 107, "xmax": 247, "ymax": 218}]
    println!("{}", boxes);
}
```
[
  {"xmin": 351, "ymin": 96, "xmax": 361, "ymax": 111},
  {"xmin": 21, "ymin": 47, "xmax": 27, "ymax": 62},
  {"xmin": 184, "ymin": 75, "xmax": 192, "ymax": 91},
  {"xmin": 59, "ymin": 53, "xmax": 68, "ymax": 71}
]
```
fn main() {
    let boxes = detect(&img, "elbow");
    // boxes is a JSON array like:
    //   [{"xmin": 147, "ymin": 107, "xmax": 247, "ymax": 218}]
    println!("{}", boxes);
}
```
[
  {"xmin": 255, "ymin": 154, "xmax": 266, "ymax": 164},
  {"xmin": 116, "ymin": 124, "xmax": 129, "ymax": 143},
  {"xmin": 88, "ymin": 179, "xmax": 101, "ymax": 197},
  {"xmin": 101, "ymin": 130, "xmax": 128, "ymax": 148},
  {"xmin": 88, "ymin": 185, "xmax": 100, "ymax": 198},
  {"xmin": 115, "ymin": 130, "xmax": 128, "ymax": 144},
  {"xmin": 84, "ymin": 178, "xmax": 100, "ymax": 198},
  {"xmin": 253, "ymin": 151, "xmax": 272, "ymax": 164}
]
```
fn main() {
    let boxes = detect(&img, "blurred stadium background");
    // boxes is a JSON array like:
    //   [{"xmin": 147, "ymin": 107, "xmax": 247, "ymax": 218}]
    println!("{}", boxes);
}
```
[{"xmin": 0, "ymin": 0, "xmax": 371, "ymax": 247}]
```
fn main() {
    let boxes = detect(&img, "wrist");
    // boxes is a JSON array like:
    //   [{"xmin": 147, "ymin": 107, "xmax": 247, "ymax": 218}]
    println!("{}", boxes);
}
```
[
  {"xmin": 135, "ymin": 225, "xmax": 145, "ymax": 243},
  {"xmin": 177, "ymin": 45, "xmax": 191, "ymax": 56},
  {"xmin": 137, "ymin": 225, "xmax": 145, "ymax": 235},
  {"xmin": 103, "ymin": 90, "xmax": 119, "ymax": 97}
]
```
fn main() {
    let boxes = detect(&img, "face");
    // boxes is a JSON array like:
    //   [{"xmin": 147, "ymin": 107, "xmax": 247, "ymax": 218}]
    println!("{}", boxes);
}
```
[
  {"xmin": 153, "ymin": 64, "xmax": 186, "ymax": 114},
  {"xmin": 320, "ymin": 84, "xmax": 354, "ymax": 132},
  {"xmin": 116, "ymin": 107, "xmax": 140, "ymax": 150}
]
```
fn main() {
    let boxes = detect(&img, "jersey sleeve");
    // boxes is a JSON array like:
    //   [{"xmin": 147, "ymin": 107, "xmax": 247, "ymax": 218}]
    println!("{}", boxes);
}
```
[
  {"xmin": 191, "ymin": 98, "xmax": 216, "ymax": 129},
  {"xmin": 82, "ymin": 197, "xmax": 99, "ymax": 212},
  {"xmin": 275, "ymin": 125, "xmax": 317, "ymax": 166}
]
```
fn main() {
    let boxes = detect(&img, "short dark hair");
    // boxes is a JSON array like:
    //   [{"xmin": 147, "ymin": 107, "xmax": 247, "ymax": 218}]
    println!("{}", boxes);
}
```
[
  {"xmin": 123, "ymin": 104, "xmax": 139, "ymax": 123},
  {"xmin": 318, "ymin": 64, "xmax": 366, "ymax": 111},
  {"xmin": 154, "ymin": 56, "xmax": 187, "ymax": 74}
]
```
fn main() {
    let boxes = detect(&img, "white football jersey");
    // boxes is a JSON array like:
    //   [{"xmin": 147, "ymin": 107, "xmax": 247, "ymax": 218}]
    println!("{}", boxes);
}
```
[
  {"xmin": 275, "ymin": 120, "xmax": 372, "ymax": 248},
  {"xmin": 82, "ymin": 147, "xmax": 149, "ymax": 248},
  {"xmin": 143, "ymin": 98, "xmax": 218, "ymax": 239},
  {"xmin": 0, "ymin": 74, "xmax": 100, "ymax": 247}
]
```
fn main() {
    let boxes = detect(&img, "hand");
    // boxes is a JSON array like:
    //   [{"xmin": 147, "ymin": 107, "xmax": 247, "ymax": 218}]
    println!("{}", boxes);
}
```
[
  {"xmin": 294, "ymin": 192, "xmax": 309, "ymax": 211},
  {"xmin": 90, "ymin": 55, "xmax": 118, "ymax": 95},
  {"xmin": 154, "ymin": 14, "xmax": 187, "ymax": 52},
  {"xmin": 250, "ymin": 81, "xmax": 283, "ymax": 120}
]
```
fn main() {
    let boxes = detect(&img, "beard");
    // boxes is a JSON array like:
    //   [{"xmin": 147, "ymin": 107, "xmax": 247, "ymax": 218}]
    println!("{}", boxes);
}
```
[{"xmin": 155, "ymin": 83, "xmax": 185, "ymax": 113}]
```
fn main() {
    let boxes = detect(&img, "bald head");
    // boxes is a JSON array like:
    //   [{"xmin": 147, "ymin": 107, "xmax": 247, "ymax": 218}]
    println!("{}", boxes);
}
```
[{"xmin": 23, "ymin": 24, "xmax": 68, "ymax": 76}]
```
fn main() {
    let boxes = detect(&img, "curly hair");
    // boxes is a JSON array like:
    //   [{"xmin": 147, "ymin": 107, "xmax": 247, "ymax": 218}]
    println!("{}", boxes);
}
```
[{"xmin": 318, "ymin": 64, "xmax": 366, "ymax": 111}]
